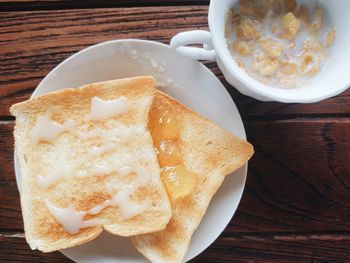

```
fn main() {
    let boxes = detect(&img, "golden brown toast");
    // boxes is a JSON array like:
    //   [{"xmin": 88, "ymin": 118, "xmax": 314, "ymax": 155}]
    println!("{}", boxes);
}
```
[
  {"xmin": 131, "ymin": 91, "xmax": 254, "ymax": 263},
  {"xmin": 10, "ymin": 77, "xmax": 172, "ymax": 253}
]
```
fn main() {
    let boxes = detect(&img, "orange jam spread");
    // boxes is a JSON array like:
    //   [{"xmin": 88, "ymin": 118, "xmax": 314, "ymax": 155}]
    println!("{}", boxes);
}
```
[
  {"xmin": 156, "ymin": 140, "xmax": 182, "ymax": 167},
  {"xmin": 160, "ymin": 166, "xmax": 197, "ymax": 200},
  {"xmin": 149, "ymin": 105, "xmax": 197, "ymax": 200},
  {"xmin": 150, "ymin": 109, "xmax": 180, "ymax": 142}
]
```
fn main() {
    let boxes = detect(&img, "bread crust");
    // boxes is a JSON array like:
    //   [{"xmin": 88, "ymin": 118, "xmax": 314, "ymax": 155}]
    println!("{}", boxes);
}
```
[
  {"xmin": 131, "ymin": 91, "xmax": 254, "ymax": 263},
  {"xmin": 10, "ymin": 76, "xmax": 172, "ymax": 252}
]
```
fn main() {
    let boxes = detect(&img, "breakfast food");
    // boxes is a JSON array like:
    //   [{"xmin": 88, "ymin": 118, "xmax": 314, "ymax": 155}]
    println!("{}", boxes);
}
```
[
  {"xmin": 131, "ymin": 91, "xmax": 254, "ymax": 263},
  {"xmin": 11, "ymin": 76, "xmax": 254, "ymax": 261},
  {"xmin": 10, "ymin": 76, "xmax": 172, "ymax": 252},
  {"xmin": 225, "ymin": 0, "xmax": 336, "ymax": 88}
]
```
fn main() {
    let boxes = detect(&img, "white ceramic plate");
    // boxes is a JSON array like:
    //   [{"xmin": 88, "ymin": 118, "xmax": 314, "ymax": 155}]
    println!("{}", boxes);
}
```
[{"xmin": 14, "ymin": 39, "xmax": 248, "ymax": 262}]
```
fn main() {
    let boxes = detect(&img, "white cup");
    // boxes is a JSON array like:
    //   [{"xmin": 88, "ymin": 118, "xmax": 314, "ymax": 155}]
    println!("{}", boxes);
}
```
[{"xmin": 170, "ymin": 0, "xmax": 350, "ymax": 103}]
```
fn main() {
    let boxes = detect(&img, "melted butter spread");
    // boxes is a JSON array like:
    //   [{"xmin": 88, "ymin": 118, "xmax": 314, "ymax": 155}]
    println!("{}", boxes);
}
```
[
  {"xmin": 37, "ymin": 159, "xmax": 72, "ymax": 190},
  {"xmin": 45, "ymin": 182, "xmax": 151, "ymax": 234},
  {"xmin": 87, "ymin": 96, "xmax": 131, "ymax": 121},
  {"xmin": 31, "ymin": 96, "xmax": 131, "ymax": 144},
  {"xmin": 45, "ymin": 200, "xmax": 98, "ymax": 234},
  {"xmin": 43, "ymin": 164, "xmax": 152, "ymax": 232},
  {"xmin": 149, "ymin": 105, "xmax": 197, "ymax": 200},
  {"xmin": 31, "ymin": 95, "xmax": 155, "ymax": 234},
  {"xmin": 31, "ymin": 114, "xmax": 75, "ymax": 144}
]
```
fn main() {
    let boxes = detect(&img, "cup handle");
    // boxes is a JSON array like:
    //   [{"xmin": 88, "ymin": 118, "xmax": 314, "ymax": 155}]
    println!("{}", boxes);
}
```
[{"xmin": 170, "ymin": 30, "xmax": 216, "ymax": 61}]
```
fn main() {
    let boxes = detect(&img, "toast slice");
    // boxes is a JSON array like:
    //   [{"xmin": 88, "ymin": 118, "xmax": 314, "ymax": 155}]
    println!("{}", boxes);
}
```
[
  {"xmin": 131, "ymin": 91, "xmax": 254, "ymax": 263},
  {"xmin": 10, "ymin": 76, "xmax": 172, "ymax": 253}
]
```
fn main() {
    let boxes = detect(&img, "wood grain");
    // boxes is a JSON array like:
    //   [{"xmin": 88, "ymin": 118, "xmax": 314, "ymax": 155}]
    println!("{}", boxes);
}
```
[
  {"xmin": 194, "ymin": 234, "xmax": 350, "ymax": 263},
  {"xmin": 1, "ymin": 0, "xmax": 208, "ymax": 2},
  {"xmin": 0, "ymin": 7, "xmax": 208, "ymax": 117},
  {"xmin": 0, "ymin": 121, "xmax": 22, "ymax": 231},
  {"xmin": 233, "ymin": 119, "xmax": 350, "ymax": 233},
  {"xmin": 2, "ymin": 119, "xmax": 350, "ymax": 232},
  {"xmin": 1, "ymin": 1, "xmax": 210, "ymax": 12},
  {"xmin": 1, "ymin": 8, "xmax": 350, "ymax": 119},
  {"xmin": 237, "ymin": 96, "xmax": 350, "ymax": 118},
  {"xmin": 0, "ymin": 235, "xmax": 70, "ymax": 262},
  {"xmin": 1, "ymin": 4, "xmax": 350, "ymax": 262},
  {"xmin": 1, "ymin": 234, "xmax": 350, "ymax": 262}
]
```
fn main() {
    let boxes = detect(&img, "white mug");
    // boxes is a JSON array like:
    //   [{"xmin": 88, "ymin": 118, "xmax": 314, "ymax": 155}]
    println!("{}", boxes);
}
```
[{"xmin": 170, "ymin": 0, "xmax": 350, "ymax": 103}]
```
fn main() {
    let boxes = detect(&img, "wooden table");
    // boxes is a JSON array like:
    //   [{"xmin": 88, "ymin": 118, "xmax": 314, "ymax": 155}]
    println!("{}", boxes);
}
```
[{"xmin": 1, "ymin": 1, "xmax": 350, "ymax": 262}]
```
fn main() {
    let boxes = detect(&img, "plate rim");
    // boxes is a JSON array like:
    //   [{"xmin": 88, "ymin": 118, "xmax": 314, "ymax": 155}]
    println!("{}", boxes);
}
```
[{"xmin": 14, "ymin": 39, "xmax": 248, "ymax": 263}]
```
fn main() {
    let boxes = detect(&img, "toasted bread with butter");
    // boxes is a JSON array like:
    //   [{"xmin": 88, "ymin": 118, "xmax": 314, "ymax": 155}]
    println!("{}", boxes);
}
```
[
  {"xmin": 10, "ymin": 76, "xmax": 172, "ymax": 253},
  {"xmin": 131, "ymin": 91, "xmax": 254, "ymax": 263}
]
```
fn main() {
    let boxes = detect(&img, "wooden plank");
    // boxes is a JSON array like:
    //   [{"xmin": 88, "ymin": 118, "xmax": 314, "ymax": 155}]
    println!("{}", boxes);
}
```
[
  {"xmin": 2, "ymin": 119, "xmax": 350, "ymax": 232},
  {"xmin": 0, "ymin": 0, "xmax": 207, "ymax": 2},
  {"xmin": 0, "ymin": 234, "xmax": 70, "ymax": 262},
  {"xmin": 195, "ymin": 234, "xmax": 350, "ymax": 262},
  {"xmin": 0, "ymin": 0, "xmax": 210, "ymax": 11},
  {"xmin": 237, "ymin": 94, "xmax": 350, "ymax": 117},
  {"xmin": 1, "ymin": 0, "xmax": 208, "ymax": 2},
  {"xmin": 0, "ymin": 7, "xmax": 209, "ymax": 117},
  {"xmin": 231, "ymin": 118, "xmax": 350, "ymax": 233},
  {"xmin": 1, "ymin": 8, "xmax": 350, "ymax": 119},
  {"xmin": 0, "ymin": 121, "xmax": 22, "ymax": 231},
  {"xmin": 1, "ymin": 234, "xmax": 350, "ymax": 262}
]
